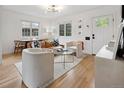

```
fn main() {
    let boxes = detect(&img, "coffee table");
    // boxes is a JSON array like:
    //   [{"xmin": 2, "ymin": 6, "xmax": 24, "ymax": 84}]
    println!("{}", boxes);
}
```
[{"xmin": 54, "ymin": 48, "xmax": 75, "ymax": 69}]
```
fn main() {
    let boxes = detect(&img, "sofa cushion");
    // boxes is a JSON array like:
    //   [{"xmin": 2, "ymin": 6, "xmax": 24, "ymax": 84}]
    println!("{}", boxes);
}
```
[
  {"xmin": 40, "ymin": 41, "xmax": 46, "ymax": 48},
  {"xmin": 45, "ymin": 41, "xmax": 53, "ymax": 48}
]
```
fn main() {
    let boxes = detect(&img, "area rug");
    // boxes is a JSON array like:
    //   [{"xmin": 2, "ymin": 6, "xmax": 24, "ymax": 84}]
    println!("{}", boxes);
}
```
[{"xmin": 15, "ymin": 54, "xmax": 87, "ymax": 85}]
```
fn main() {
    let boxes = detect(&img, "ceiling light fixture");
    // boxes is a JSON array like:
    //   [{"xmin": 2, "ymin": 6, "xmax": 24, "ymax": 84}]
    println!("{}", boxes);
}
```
[{"xmin": 45, "ymin": 5, "xmax": 63, "ymax": 13}]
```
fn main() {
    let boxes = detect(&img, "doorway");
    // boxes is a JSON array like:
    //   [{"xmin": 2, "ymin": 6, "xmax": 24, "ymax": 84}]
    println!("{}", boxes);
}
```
[{"xmin": 92, "ymin": 14, "xmax": 114, "ymax": 54}]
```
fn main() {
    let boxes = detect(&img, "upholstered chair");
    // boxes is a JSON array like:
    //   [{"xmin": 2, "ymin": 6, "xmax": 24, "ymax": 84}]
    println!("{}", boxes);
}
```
[{"xmin": 22, "ymin": 48, "xmax": 54, "ymax": 88}]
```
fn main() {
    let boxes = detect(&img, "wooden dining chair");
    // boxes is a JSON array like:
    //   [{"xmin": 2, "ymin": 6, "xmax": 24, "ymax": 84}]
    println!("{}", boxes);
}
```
[
  {"xmin": 27, "ymin": 42, "xmax": 32, "ymax": 48},
  {"xmin": 19, "ymin": 41, "xmax": 26, "ymax": 52},
  {"xmin": 14, "ymin": 41, "xmax": 26, "ymax": 54},
  {"xmin": 14, "ymin": 40, "xmax": 20, "ymax": 54}
]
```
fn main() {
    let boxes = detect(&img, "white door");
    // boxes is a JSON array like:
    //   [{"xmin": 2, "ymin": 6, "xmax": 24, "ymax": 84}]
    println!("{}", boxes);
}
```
[{"xmin": 92, "ymin": 15, "xmax": 114, "ymax": 54}]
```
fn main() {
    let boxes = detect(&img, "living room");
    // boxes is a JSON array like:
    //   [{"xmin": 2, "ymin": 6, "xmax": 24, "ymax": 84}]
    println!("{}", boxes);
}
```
[
  {"xmin": 0, "ymin": 5, "xmax": 121, "ymax": 54},
  {"xmin": 0, "ymin": 5, "xmax": 124, "ymax": 88}
]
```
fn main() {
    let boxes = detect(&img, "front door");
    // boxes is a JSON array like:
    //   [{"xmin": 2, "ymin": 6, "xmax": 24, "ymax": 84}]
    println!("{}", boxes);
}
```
[{"xmin": 92, "ymin": 14, "xmax": 114, "ymax": 54}]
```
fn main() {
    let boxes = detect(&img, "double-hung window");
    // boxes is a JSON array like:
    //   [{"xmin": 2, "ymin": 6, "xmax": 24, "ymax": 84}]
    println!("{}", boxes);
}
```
[
  {"xmin": 22, "ymin": 21, "xmax": 39, "ymax": 37},
  {"xmin": 66, "ymin": 23, "xmax": 72, "ymax": 36},
  {"xmin": 59, "ymin": 24, "xmax": 64, "ymax": 36},
  {"xmin": 59, "ymin": 23, "xmax": 72, "ymax": 36},
  {"xmin": 32, "ymin": 22, "xmax": 39, "ymax": 36},
  {"xmin": 22, "ymin": 21, "xmax": 31, "ymax": 37}
]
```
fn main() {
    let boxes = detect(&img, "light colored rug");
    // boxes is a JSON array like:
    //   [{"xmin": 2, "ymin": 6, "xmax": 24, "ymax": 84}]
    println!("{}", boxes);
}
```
[{"xmin": 15, "ymin": 54, "xmax": 87, "ymax": 81}]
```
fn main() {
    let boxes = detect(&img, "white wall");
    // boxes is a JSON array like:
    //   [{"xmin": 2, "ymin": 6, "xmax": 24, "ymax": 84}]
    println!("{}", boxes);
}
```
[
  {"xmin": 50, "ymin": 6, "xmax": 121, "ymax": 54},
  {"xmin": 0, "ymin": 36, "xmax": 2, "ymax": 64},
  {"xmin": 0, "ymin": 6, "xmax": 122, "ymax": 55},
  {"xmin": 1, "ymin": 8, "xmax": 50, "ymax": 54},
  {"xmin": 0, "ymin": 8, "xmax": 2, "ymax": 64}
]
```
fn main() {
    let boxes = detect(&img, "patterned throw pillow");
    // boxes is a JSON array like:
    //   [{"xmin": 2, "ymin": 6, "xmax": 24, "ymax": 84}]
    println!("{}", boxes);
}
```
[{"xmin": 53, "ymin": 39, "xmax": 59, "ymax": 46}]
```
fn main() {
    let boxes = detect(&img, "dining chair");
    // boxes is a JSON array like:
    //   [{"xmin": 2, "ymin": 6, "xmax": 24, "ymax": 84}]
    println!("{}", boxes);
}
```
[
  {"xmin": 14, "ymin": 40, "xmax": 20, "ymax": 54},
  {"xmin": 27, "ymin": 42, "xmax": 32, "ymax": 48},
  {"xmin": 19, "ymin": 41, "xmax": 26, "ymax": 52},
  {"xmin": 14, "ymin": 40, "xmax": 26, "ymax": 54}
]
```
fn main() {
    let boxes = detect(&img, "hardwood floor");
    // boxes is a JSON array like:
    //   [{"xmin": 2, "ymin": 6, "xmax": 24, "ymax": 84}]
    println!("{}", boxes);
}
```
[
  {"xmin": 48, "ymin": 55, "xmax": 95, "ymax": 88},
  {"xmin": 0, "ymin": 53, "xmax": 26, "ymax": 88},
  {"xmin": 0, "ymin": 53, "xmax": 94, "ymax": 88}
]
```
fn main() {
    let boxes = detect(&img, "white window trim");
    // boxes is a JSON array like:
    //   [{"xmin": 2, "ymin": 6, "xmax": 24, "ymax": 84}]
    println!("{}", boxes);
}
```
[
  {"xmin": 21, "ymin": 20, "xmax": 40, "ymax": 39},
  {"xmin": 59, "ymin": 21, "xmax": 72, "ymax": 36}
]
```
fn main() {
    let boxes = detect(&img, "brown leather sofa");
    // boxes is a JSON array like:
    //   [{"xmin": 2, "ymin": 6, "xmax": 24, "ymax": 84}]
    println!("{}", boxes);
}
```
[{"xmin": 40, "ymin": 40, "xmax": 53, "ymax": 48}]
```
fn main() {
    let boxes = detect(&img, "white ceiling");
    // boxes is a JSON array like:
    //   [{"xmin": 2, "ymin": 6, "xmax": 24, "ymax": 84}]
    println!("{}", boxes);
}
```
[{"xmin": 1, "ymin": 5, "xmax": 102, "ymax": 19}]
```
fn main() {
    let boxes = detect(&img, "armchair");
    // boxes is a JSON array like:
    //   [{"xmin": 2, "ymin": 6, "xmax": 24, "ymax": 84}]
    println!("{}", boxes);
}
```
[
  {"xmin": 22, "ymin": 48, "xmax": 54, "ymax": 88},
  {"xmin": 66, "ymin": 41, "xmax": 84, "ymax": 58}
]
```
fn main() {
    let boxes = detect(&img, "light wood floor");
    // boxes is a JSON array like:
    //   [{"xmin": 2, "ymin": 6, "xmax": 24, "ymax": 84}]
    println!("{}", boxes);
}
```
[{"xmin": 0, "ymin": 53, "xmax": 95, "ymax": 88}]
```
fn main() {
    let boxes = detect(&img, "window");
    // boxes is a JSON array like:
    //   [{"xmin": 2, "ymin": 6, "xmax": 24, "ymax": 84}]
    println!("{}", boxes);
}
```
[
  {"xmin": 22, "ymin": 21, "xmax": 39, "ymax": 37},
  {"xmin": 96, "ymin": 17, "xmax": 109, "ymax": 28},
  {"xmin": 32, "ymin": 29, "xmax": 39, "ymax": 36},
  {"xmin": 22, "ymin": 21, "xmax": 31, "ymax": 37},
  {"xmin": 66, "ymin": 23, "xmax": 71, "ymax": 36},
  {"xmin": 22, "ymin": 28, "xmax": 30, "ymax": 36},
  {"xmin": 32, "ymin": 22, "xmax": 39, "ymax": 36},
  {"xmin": 59, "ymin": 23, "xmax": 72, "ymax": 36},
  {"xmin": 59, "ymin": 24, "xmax": 64, "ymax": 36}
]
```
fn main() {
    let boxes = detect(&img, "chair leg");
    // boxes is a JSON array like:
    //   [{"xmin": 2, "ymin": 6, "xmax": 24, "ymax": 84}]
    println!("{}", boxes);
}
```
[
  {"xmin": 21, "ymin": 47, "xmax": 24, "ymax": 53},
  {"xmin": 14, "ymin": 47, "xmax": 17, "ymax": 54},
  {"xmin": 17, "ymin": 48, "xmax": 21, "ymax": 54},
  {"xmin": 21, "ymin": 48, "xmax": 23, "ymax": 53},
  {"xmin": 19, "ymin": 48, "xmax": 21, "ymax": 54},
  {"xmin": 14, "ymin": 47, "xmax": 16, "ymax": 54}
]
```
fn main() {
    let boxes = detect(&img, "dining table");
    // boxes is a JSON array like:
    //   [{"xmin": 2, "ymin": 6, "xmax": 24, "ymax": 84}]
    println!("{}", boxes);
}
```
[{"xmin": 14, "ymin": 39, "xmax": 46, "ymax": 48}]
